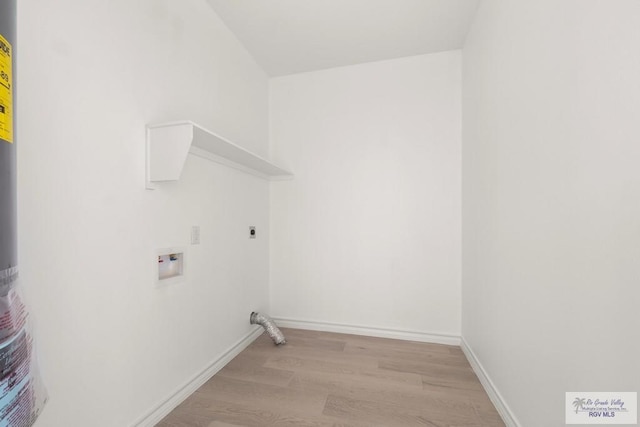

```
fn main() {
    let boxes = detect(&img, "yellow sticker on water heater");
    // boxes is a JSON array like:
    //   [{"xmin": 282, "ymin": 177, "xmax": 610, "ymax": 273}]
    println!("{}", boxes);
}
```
[{"xmin": 0, "ymin": 33, "xmax": 13, "ymax": 144}]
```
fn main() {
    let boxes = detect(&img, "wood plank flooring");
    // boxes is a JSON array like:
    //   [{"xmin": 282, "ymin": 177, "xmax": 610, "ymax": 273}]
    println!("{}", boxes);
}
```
[{"xmin": 157, "ymin": 328, "xmax": 504, "ymax": 427}]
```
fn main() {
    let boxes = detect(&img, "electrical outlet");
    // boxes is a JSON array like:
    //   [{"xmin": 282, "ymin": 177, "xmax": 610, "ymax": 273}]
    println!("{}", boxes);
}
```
[
  {"xmin": 191, "ymin": 226, "xmax": 200, "ymax": 245},
  {"xmin": 249, "ymin": 226, "xmax": 256, "ymax": 239}
]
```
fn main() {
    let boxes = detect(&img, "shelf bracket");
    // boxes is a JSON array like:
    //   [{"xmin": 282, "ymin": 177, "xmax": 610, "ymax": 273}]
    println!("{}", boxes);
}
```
[{"xmin": 145, "ymin": 122, "xmax": 193, "ymax": 190}]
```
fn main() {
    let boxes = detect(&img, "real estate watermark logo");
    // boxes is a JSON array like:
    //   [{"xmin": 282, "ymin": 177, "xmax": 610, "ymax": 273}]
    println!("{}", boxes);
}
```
[{"xmin": 566, "ymin": 392, "xmax": 637, "ymax": 424}]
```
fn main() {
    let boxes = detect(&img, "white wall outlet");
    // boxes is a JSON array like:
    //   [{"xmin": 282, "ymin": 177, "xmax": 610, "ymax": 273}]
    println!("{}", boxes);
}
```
[
  {"xmin": 191, "ymin": 226, "xmax": 200, "ymax": 245},
  {"xmin": 249, "ymin": 226, "xmax": 256, "ymax": 239}
]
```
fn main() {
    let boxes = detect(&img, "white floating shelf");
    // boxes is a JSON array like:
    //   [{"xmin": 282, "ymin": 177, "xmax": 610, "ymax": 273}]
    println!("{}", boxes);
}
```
[{"xmin": 145, "ymin": 121, "xmax": 293, "ymax": 189}]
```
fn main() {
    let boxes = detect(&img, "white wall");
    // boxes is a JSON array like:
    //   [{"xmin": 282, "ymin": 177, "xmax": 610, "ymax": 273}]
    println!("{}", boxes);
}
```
[
  {"xmin": 462, "ymin": 1, "xmax": 640, "ymax": 426},
  {"xmin": 17, "ymin": 1, "xmax": 270, "ymax": 425},
  {"xmin": 270, "ymin": 52, "xmax": 461, "ymax": 337}
]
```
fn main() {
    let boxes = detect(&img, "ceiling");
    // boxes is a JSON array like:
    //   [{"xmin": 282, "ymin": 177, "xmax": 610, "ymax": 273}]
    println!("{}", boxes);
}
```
[{"xmin": 206, "ymin": 0, "xmax": 480, "ymax": 77}]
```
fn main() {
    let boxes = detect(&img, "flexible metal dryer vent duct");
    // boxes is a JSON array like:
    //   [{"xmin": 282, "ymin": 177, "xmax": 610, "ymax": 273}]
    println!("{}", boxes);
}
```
[{"xmin": 250, "ymin": 312, "xmax": 286, "ymax": 345}]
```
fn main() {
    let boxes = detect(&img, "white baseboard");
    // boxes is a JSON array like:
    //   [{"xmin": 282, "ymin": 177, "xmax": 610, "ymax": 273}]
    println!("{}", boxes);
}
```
[
  {"xmin": 131, "ymin": 326, "xmax": 263, "ymax": 427},
  {"xmin": 460, "ymin": 336, "xmax": 521, "ymax": 427},
  {"xmin": 271, "ymin": 317, "xmax": 460, "ymax": 346}
]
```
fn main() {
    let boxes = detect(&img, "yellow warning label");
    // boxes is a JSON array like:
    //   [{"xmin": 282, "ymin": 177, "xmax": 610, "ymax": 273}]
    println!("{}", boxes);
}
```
[{"xmin": 0, "ymin": 33, "xmax": 13, "ymax": 144}]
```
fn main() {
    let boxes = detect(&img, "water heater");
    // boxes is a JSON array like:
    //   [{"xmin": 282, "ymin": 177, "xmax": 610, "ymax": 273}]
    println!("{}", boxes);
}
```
[
  {"xmin": 0, "ymin": 1, "xmax": 47, "ymax": 425},
  {"xmin": 0, "ymin": 0, "xmax": 16, "ymax": 293}
]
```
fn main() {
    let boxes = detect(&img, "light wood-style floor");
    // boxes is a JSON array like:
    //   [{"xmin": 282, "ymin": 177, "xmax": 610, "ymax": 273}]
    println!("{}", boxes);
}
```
[{"xmin": 158, "ymin": 328, "xmax": 504, "ymax": 426}]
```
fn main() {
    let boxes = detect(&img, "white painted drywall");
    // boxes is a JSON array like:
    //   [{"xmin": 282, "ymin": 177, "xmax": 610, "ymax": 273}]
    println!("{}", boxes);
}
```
[
  {"xmin": 462, "ymin": 1, "xmax": 640, "ymax": 425},
  {"xmin": 270, "ymin": 52, "xmax": 461, "ymax": 336},
  {"xmin": 17, "ymin": 0, "xmax": 270, "ymax": 425}
]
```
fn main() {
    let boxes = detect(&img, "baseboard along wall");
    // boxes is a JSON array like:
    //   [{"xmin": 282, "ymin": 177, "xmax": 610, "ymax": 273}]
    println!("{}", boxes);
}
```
[
  {"xmin": 460, "ymin": 337, "xmax": 522, "ymax": 427},
  {"xmin": 131, "ymin": 326, "xmax": 264, "ymax": 427},
  {"xmin": 272, "ymin": 317, "xmax": 460, "ymax": 346}
]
